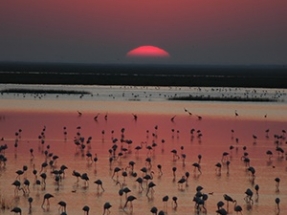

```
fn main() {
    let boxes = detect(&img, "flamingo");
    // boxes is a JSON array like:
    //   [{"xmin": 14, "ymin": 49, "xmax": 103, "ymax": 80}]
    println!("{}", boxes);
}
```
[
  {"xmin": 178, "ymin": 176, "xmax": 186, "ymax": 190},
  {"xmin": 136, "ymin": 177, "xmax": 144, "ymax": 192},
  {"xmin": 157, "ymin": 164, "xmax": 163, "ymax": 176},
  {"xmin": 172, "ymin": 167, "xmax": 177, "ymax": 179},
  {"xmin": 150, "ymin": 206, "xmax": 158, "ymax": 215},
  {"xmin": 162, "ymin": 195, "xmax": 169, "ymax": 210},
  {"xmin": 275, "ymin": 177, "xmax": 280, "ymax": 192},
  {"xmin": 58, "ymin": 201, "xmax": 67, "ymax": 213},
  {"xmin": 266, "ymin": 150, "xmax": 273, "ymax": 160},
  {"xmin": 82, "ymin": 205, "xmax": 90, "ymax": 215},
  {"xmin": 247, "ymin": 166, "xmax": 256, "ymax": 176},
  {"xmin": 143, "ymin": 171, "xmax": 154, "ymax": 182},
  {"xmin": 172, "ymin": 196, "xmax": 178, "ymax": 209},
  {"xmin": 244, "ymin": 188, "xmax": 253, "ymax": 204},
  {"xmin": 233, "ymin": 200, "xmax": 243, "ymax": 214},
  {"xmin": 275, "ymin": 197, "xmax": 280, "ymax": 211},
  {"xmin": 197, "ymin": 154, "xmax": 202, "ymax": 163},
  {"xmin": 124, "ymin": 195, "xmax": 137, "ymax": 211},
  {"xmin": 28, "ymin": 197, "xmax": 33, "ymax": 212},
  {"xmin": 15, "ymin": 169, "xmax": 24, "ymax": 180},
  {"xmin": 216, "ymin": 208, "xmax": 228, "ymax": 215},
  {"xmin": 95, "ymin": 179, "xmax": 105, "ymax": 192},
  {"xmin": 81, "ymin": 173, "xmax": 89, "ymax": 187},
  {"xmin": 122, "ymin": 187, "xmax": 131, "ymax": 199},
  {"xmin": 215, "ymin": 162, "xmax": 222, "ymax": 175},
  {"xmin": 192, "ymin": 162, "xmax": 202, "ymax": 174},
  {"xmin": 146, "ymin": 181, "xmax": 156, "ymax": 196},
  {"xmin": 223, "ymin": 194, "xmax": 234, "ymax": 211},
  {"xmin": 185, "ymin": 172, "xmax": 190, "ymax": 186},
  {"xmin": 23, "ymin": 178, "xmax": 30, "ymax": 194},
  {"xmin": 217, "ymin": 201, "xmax": 224, "ymax": 210},
  {"xmin": 112, "ymin": 167, "xmax": 121, "ymax": 179},
  {"xmin": 72, "ymin": 170, "xmax": 81, "ymax": 183},
  {"xmin": 41, "ymin": 193, "xmax": 54, "ymax": 208},
  {"xmin": 11, "ymin": 207, "xmax": 22, "ymax": 215},
  {"xmin": 103, "ymin": 202, "xmax": 112, "ymax": 215},
  {"xmin": 12, "ymin": 180, "xmax": 22, "ymax": 196}
]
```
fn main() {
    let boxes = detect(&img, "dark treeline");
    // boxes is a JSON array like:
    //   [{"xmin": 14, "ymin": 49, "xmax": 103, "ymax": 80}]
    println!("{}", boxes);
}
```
[
  {"xmin": 0, "ymin": 62, "xmax": 286, "ymax": 88},
  {"xmin": 0, "ymin": 88, "xmax": 91, "ymax": 95}
]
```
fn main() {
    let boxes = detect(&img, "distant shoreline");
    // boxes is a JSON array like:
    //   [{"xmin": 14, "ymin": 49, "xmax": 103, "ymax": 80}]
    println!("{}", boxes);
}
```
[
  {"xmin": 0, "ymin": 88, "xmax": 278, "ymax": 103},
  {"xmin": 0, "ymin": 62, "xmax": 286, "ymax": 88},
  {"xmin": 168, "ymin": 95, "xmax": 277, "ymax": 102}
]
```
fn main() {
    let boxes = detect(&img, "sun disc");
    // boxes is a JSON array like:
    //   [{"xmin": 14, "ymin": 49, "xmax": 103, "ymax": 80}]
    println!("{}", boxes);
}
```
[{"xmin": 127, "ymin": 45, "xmax": 170, "ymax": 58}]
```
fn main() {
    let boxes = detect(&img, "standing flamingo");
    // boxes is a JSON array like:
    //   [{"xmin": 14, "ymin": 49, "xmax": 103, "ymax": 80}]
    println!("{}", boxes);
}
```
[
  {"xmin": 103, "ymin": 202, "xmax": 112, "ymax": 215},
  {"xmin": 275, "ymin": 177, "xmax": 280, "ymax": 192},
  {"xmin": 223, "ymin": 194, "xmax": 234, "ymax": 211},
  {"xmin": 94, "ymin": 179, "xmax": 105, "ymax": 192},
  {"xmin": 233, "ymin": 200, "xmax": 243, "ymax": 214},
  {"xmin": 136, "ymin": 177, "xmax": 144, "ymax": 192},
  {"xmin": 275, "ymin": 197, "xmax": 280, "ymax": 211},
  {"xmin": 82, "ymin": 205, "xmax": 90, "ymax": 215},
  {"xmin": 192, "ymin": 162, "xmax": 202, "ymax": 174},
  {"xmin": 81, "ymin": 173, "xmax": 89, "ymax": 187},
  {"xmin": 150, "ymin": 206, "xmax": 158, "ymax": 215},
  {"xmin": 11, "ymin": 207, "xmax": 22, "ymax": 215},
  {"xmin": 178, "ymin": 176, "xmax": 186, "ymax": 190},
  {"xmin": 172, "ymin": 196, "xmax": 178, "ymax": 209},
  {"xmin": 244, "ymin": 188, "xmax": 253, "ymax": 204},
  {"xmin": 124, "ymin": 195, "xmax": 137, "ymax": 211},
  {"xmin": 28, "ymin": 197, "xmax": 33, "ymax": 213},
  {"xmin": 58, "ymin": 201, "xmax": 67, "ymax": 213},
  {"xmin": 146, "ymin": 181, "xmax": 156, "ymax": 196},
  {"xmin": 41, "ymin": 193, "xmax": 54, "ymax": 208},
  {"xmin": 162, "ymin": 195, "xmax": 169, "ymax": 211}
]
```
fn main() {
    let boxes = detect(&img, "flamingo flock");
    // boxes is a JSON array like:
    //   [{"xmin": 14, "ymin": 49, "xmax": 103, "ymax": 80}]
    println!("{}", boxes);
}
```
[{"xmin": 0, "ymin": 106, "xmax": 286, "ymax": 215}]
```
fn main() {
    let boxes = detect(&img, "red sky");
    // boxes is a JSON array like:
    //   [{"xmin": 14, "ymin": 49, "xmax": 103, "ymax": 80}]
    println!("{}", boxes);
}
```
[{"xmin": 0, "ymin": 0, "xmax": 286, "ymax": 64}]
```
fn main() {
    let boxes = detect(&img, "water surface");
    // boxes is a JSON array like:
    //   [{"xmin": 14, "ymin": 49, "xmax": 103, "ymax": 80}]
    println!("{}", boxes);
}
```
[{"xmin": 0, "ymin": 85, "xmax": 286, "ymax": 215}]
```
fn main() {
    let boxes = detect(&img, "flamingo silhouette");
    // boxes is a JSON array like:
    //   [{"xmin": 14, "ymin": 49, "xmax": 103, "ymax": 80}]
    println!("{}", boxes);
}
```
[
  {"xmin": 72, "ymin": 170, "xmax": 81, "ymax": 183},
  {"xmin": 172, "ymin": 196, "xmax": 178, "ymax": 209},
  {"xmin": 81, "ymin": 173, "xmax": 89, "ymax": 187},
  {"xmin": 124, "ymin": 195, "xmax": 136, "ymax": 211},
  {"xmin": 244, "ymin": 188, "xmax": 253, "ymax": 204},
  {"xmin": 12, "ymin": 180, "xmax": 22, "ymax": 196},
  {"xmin": 82, "ymin": 205, "xmax": 90, "ymax": 215},
  {"xmin": 215, "ymin": 162, "xmax": 222, "ymax": 175},
  {"xmin": 275, "ymin": 177, "xmax": 280, "ymax": 192},
  {"xmin": 233, "ymin": 200, "xmax": 243, "ymax": 214},
  {"xmin": 28, "ymin": 197, "xmax": 33, "ymax": 212},
  {"xmin": 58, "ymin": 201, "xmax": 67, "ymax": 213},
  {"xmin": 146, "ymin": 181, "xmax": 156, "ymax": 196},
  {"xmin": 192, "ymin": 162, "xmax": 202, "ymax": 174},
  {"xmin": 223, "ymin": 194, "xmax": 234, "ymax": 211},
  {"xmin": 136, "ymin": 177, "xmax": 144, "ymax": 192},
  {"xmin": 162, "ymin": 195, "xmax": 169, "ymax": 210},
  {"xmin": 11, "ymin": 207, "xmax": 22, "ymax": 215},
  {"xmin": 42, "ymin": 193, "xmax": 54, "ymax": 208},
  {"xmin": 103, "ymin": 202, "xmax": 112, "ymax": 215},
  {"xmin": 95, "ymin": 179, "xmax": 105, "ymax": 192},
  {"xmin": 275, "ymin": 197, "xmax": 280, "ymax": 211},
  {"xmin": 217, "ymin": 201, "xmax": 224, "ymax": 210},
  {"xmin": 178, "ymin": 176, "xmax": 186, "ymax": 190},
  {"xmin": 150, "ymin": 206, "xmax": 158, "ymax": 215},
  {"xmin": 216, "ymin": 208, "xmax": 228, "ymax": 215}
]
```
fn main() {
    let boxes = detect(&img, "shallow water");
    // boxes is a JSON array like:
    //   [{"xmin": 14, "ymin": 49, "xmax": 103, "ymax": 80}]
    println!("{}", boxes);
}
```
[{"xmin": 0, "ymin": 85, "xmax": 287, "ymax": 215}]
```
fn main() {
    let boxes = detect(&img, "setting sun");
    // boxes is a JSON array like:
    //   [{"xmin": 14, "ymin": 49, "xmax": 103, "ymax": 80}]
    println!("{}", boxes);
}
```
[{"xmin": 126, "ymin": 45, "xmax": 170, "ymax": 58}]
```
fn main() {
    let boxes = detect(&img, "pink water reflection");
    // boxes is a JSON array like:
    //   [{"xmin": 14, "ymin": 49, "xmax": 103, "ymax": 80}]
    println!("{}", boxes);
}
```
[{"xmin": 0, "ymin": 102, "xmax": 286, "ymax": 215}]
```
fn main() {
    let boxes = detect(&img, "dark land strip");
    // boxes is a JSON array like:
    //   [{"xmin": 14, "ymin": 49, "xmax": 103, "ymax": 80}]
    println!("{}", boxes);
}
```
[{"xmin": 0, "ymin": 62, "xmax": 287, "ymax": 88}]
